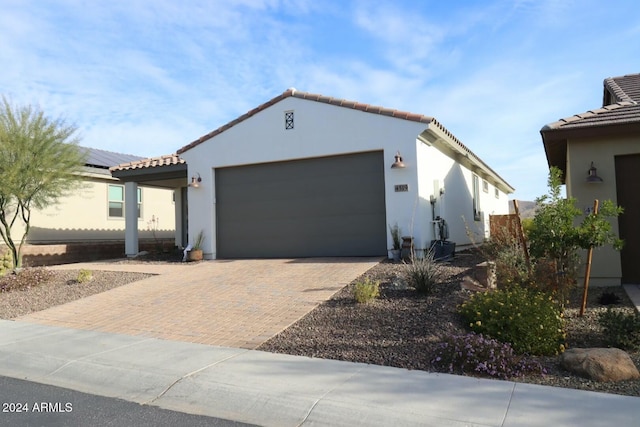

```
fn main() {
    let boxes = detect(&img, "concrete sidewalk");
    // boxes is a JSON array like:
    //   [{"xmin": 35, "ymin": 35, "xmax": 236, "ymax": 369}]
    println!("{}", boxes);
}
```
[{"xmin": 0, "ymin": 320, "xmax": 637, "ymax": 426}]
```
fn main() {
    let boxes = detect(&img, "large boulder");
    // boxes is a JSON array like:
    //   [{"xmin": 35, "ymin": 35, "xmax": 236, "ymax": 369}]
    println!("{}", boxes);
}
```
[{"xmin": 560, "ymin": 348, "xmax": 640, "ymax": 382}]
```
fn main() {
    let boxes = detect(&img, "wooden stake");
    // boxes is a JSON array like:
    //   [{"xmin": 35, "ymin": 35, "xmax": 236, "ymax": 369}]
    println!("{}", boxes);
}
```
[{"xmin": 579, "ymin": 199, "xmax": 599, "ymax": 317}]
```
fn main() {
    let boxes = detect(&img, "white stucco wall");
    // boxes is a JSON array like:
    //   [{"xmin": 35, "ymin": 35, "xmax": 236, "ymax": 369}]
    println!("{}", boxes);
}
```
[
  {"xmin": 181, "ymin": 96, "xmax": 512, "ymax": 258},
  {"xmin": 567, "ymin": 134, "xmax": 639, "ymax": 285},
  {"xmin": 414, "ymin": 140, "xmax": 510, "ymax": 252}
]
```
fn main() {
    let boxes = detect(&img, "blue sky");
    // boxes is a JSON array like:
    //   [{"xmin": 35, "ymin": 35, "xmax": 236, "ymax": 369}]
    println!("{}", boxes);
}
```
[{"xmin": 1, "ymin": 0, "xmax": 639, "ymax": 201}]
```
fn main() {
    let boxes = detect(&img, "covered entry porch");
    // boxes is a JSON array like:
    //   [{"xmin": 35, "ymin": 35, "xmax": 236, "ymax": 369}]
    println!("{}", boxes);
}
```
[{"xmin": 110, "ymin": 154, "xmax": 189, "ymax": 256}]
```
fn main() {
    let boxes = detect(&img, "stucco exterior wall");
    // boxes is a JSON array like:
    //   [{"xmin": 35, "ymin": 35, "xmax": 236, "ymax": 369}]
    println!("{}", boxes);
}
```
[
  {"xmin": 19, "ymin": 176, "xmax": 176, "ymax": 243},
  {"xmin": 414, "ymin": 141, "xmax": 510, "ymax": 251},
  {"xmin": 181, "ymin": 96, "xmax": 511, "ymax": 259},
  {"xmin": 567, "ymin": 134, "xmax": 640, "ymax": 286}
]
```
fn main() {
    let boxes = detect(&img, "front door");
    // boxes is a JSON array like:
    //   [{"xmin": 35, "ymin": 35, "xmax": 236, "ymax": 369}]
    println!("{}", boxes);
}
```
[{"xmin": 615, "ymin": 153, "xmax": 640, "ymax": 284}]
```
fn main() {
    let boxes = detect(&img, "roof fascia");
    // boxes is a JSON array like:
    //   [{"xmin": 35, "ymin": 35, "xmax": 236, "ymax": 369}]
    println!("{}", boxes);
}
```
[
  {"xmin": 110, "ymin": 163, "xmax": 188, "ymax": 182},
  {"xmin": 419, "ymin": 126, "xmax": 515, "ymax": 194}
]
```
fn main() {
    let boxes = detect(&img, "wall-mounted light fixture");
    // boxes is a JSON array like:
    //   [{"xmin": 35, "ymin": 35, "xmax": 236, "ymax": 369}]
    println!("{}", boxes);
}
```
[
  {"xmin": 586, "ymin": 162, "xmax": 603, "ymax": 183},
  {"xmin": 391, "ymin": 151, "xmax": 406, "ymax": 169},
  {"xmin": 189, "ymin": 173, "xmax": 202, "ymax": 188}
]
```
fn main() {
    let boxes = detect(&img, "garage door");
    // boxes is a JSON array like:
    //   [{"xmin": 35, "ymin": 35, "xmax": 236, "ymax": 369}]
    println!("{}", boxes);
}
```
[{"xmin": 216, "ymin": 151, "xmax": 386, "ymax": 258}]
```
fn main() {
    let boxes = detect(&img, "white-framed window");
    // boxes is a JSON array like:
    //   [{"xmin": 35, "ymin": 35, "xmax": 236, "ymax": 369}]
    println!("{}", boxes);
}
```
[
  {"xmin": 108, "ymin": 184, "xmax": 141, "ymax": 218},
  {"xmin": 472, "ymin": 175, "xmax": 481, "ymax": 221},
  {"xmin": 483, "ymin": 180, "xmax": 489, "ymax": 193},
  {"xmin": 495, "ymin": 188, "xmax": 500, "ymax": 199}
]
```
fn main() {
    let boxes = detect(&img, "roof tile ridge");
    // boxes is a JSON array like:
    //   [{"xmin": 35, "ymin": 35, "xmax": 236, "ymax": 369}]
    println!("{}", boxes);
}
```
[
  {"xmin": 604, "ymin": 77, "xmax": 635, "ymax": 104},
  {"xmin": 542, "ymin": 101, "xmax": 639, "ymax": 130}
]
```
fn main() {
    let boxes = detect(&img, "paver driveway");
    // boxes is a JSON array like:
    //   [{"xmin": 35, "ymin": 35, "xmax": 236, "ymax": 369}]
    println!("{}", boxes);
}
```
[{"xmin": 17, "ymin": 258, "xmax": 380, "ymax": 349}]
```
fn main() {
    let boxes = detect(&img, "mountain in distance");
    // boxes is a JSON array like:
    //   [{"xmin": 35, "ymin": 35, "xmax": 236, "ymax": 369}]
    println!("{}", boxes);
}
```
[{"xmin": 508, "ymin": 200, "xmax": 537, "ymax": 218}]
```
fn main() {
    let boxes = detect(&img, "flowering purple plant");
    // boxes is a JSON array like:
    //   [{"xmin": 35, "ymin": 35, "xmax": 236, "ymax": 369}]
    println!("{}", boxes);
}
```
[{"xmin": 431, "ymin": 332, "xmax": 545, "ymax": 380}]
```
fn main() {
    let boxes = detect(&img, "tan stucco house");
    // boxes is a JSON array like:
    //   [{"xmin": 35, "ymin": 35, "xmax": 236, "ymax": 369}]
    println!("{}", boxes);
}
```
[
  {"xmin": 541, "ymin": 73, "xmax": 640, "ymax": 285},
  {"xmin": 8, "ymin": 147, "xmax": 177, "ymax": 246}
]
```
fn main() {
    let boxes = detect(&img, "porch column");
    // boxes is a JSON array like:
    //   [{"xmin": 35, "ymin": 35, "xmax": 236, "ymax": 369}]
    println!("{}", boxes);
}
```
[
  {"xmin": 125, "ymin": 181, "xmax": 139, "ymax": 257},
  {"xmin": 174, "ymin": 187, "xmax": 184, "ymax": 247}
]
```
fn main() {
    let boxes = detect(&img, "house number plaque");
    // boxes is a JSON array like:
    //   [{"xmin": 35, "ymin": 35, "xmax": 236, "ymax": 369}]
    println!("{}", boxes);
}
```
[{"xmin": 394, "ymin": 184, "xmax": 409, "ymax": 192}]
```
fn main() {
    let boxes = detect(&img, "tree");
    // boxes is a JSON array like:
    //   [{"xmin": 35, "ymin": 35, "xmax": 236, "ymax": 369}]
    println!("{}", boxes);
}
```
[
  {"xmin": 0, "ymin": 97, "xmax": 86, "ymax": 268},
  {"xmin": 528, "ymin": 167, "xmax": 623, "ymax": 292}
]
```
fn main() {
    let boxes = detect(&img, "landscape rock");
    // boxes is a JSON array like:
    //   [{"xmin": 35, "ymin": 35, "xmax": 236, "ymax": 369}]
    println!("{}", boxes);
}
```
[
  {"xmin": 474, "ymin": 261, "xmax": 496, "ymax": 289},
  {"xmin": 560, "ymin": 348, "xmax": 640, "ymax": 382}
]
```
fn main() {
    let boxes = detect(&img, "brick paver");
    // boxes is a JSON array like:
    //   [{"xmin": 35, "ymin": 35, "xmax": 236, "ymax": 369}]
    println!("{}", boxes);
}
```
[{"xmin": 17, "ymin": 258, "xmax": 380, "ymax": 349}]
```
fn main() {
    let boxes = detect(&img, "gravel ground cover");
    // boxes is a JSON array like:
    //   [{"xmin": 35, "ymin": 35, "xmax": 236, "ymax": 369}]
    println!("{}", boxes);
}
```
[
  {"xmin": 1, "ymin": 251, "xmax": 639, "ymax": 396},
  {"xmin": 0, "ymin": 270, "xmax": 152, "ymax": 319},
  {"xmin": 259, "ymin": 250, "xmax": 640, "ymax": 397}
]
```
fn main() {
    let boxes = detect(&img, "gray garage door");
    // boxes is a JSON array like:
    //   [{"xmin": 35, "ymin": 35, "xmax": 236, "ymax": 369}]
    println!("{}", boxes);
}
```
[{"xmin": 216, "ymin": 151, "xmax": 386, "ymax": 258}]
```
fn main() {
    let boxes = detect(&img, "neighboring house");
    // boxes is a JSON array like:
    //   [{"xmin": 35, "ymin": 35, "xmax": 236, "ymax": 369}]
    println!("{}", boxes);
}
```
[
  {"xmin": 113, "ymin": 89, "xmax": 514, "ymax": 259},
  {"xmin": 16, "ymin": 147, "xmax": 176, "ymax": 244},
  {"xmin": 541, "ymin": 72, "xmax": 640, "ymax": 285}
]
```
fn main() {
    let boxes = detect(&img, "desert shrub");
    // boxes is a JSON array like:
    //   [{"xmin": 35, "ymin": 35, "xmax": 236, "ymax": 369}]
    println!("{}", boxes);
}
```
[
  {"xmin": 353, "ymin": 278, "xmax": 380, "ymax": 303},
  {"xmin": 431, "ymin": 333, "xmax": 545, "ymax": 380},
  {"xmin": 520, "ymin": 217, "xmax": 534, "ymax": 236},
  {"xmin": 404, "ymin": 251, "xmax": 442, "ymax": 294},
  {"xmin": 481, "ymin": 226, "xmax": 534, "ymax": 289},
  {"xmin": 458, "ymin": 287, "xmax": 565, "ymax": 355},
  {"xmin": 598, "ymin": 291, "xmax": 621, "ymax": 306},
  {"xmin": 0, "ymin": 267, "xmax": 54, "ymax": 293},
  {"xmin": 598, "ymin": 308, "xmax": 640, "ymax": 351},
  {"xmin": 528, "ymin": 167, "xmax": 622, "ymax": 300},
  {"xmin": 76, "ymin": 269, "xmax": 93, "ymax": 283},
  {"xmin": 0, "ymin": 249, "xmax": 12, "ymax": 277}
]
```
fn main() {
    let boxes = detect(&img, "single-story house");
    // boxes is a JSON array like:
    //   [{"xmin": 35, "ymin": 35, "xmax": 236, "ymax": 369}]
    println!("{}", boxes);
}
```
[
  {"xmin": 541, "ymin": 72, "xmax": 640, "ymax": 285},
  {"xmin": 112, "ymin": 89, "xmax": 514, "ymax": 259},
  {"xmin": 7, "ymin": 147, "xmax": 176, "ymax": 245}
]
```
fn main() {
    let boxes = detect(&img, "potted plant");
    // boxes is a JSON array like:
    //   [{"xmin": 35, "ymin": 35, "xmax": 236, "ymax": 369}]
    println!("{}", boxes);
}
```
[
  {"xmin": 388, "ymin": 223, "xmax": 401, "ymax": 261},
  {"xmin": 188, "ymin": 230, "xmax": 205, "ymax": 261}
]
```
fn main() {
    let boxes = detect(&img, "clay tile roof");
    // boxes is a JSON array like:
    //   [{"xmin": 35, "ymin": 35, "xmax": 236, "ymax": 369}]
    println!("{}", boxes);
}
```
[
  {"xmin": 177, "ymin": 89, "xmax": 434, "ymax": 154},
  {"xmin": 542, "ymin": 101, "xmax": 640, "ymax": 131},
  {"xmin": 604, "ymin": 73, "xmax": 640, "ymax": 104},
  {"xmin": 109, "ymin": 153, "xmax": 185, "ymax": 172}
]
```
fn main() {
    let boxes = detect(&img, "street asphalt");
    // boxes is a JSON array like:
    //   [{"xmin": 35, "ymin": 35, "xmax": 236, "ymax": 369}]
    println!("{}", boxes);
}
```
[
  {"xmin": 0, "ymin": 319, "xmax": 638, "ymax": 426},
  {"xmin": 0, "ymin": 375, "xmax": 256, "ymax": 426}
]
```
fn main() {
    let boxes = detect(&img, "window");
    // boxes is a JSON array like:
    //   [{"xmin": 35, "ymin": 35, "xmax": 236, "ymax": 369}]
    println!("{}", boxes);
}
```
[
  {"xmin": 472, "ymin": 175, "xmax": 481, "ymax": 221},
  {"xmin": 108, "ymin": 185, "xmax": 124, "ymax": 217},
  {"xmin": 108, "ymin": 185, "xmax": 142, "ymax": 218},
  {"xmin": 495, "ymin": 188, "xmax": 500, "ymax": 199},
  {"xmin": 483, "ymin": 180, "xmax": 489, "ymax": 193}
]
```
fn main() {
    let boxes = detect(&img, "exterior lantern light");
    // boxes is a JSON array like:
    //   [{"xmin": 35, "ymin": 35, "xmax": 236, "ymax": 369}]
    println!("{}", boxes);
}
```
[
  {"xmin": 391, "ymin": 151, "xmax": 406, "ymax": 169},
  {"xmin": 586, "ymin": 162, "xmax": 603, "ymax": 183},
  {"xmin": 189, "ymin": 173, "xmax": 202, "ymax": 188}
]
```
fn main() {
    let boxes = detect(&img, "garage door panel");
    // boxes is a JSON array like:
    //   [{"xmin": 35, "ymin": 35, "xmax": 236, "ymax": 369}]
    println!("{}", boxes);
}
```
[{"xmin": 216, "ymin": 151, "xmax": 386, "ymax": 258}]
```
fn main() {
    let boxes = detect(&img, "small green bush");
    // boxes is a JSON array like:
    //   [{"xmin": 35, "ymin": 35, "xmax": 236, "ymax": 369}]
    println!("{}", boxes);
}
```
[
  {"xmin": 404, "ymin": 251, "xmax": 442, "ymax": 294},
  {"xmin": 0, "ymin": 267, "xmax": 54, "ymax": 293},
  {"xmin": 431, "ymin": 333, "xmax": 545, "ymax": 380},
  {"xmin": 0, "ymin": 249, "xmax": 12, "ymax": 277},
  {"xmin": 353, "ymin": 278, "xmax": 380, "ymax": 303},
  {"xmin": 598, "ymin": 308, "xmax": 640, "ymax": 351},
  {"xmin": 77, "ymin": 269, "xmax": 93, "ymax": 284},
  {"xmin": 458, "ymin": 287, "xmax": 565, "ymax": 356}
]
